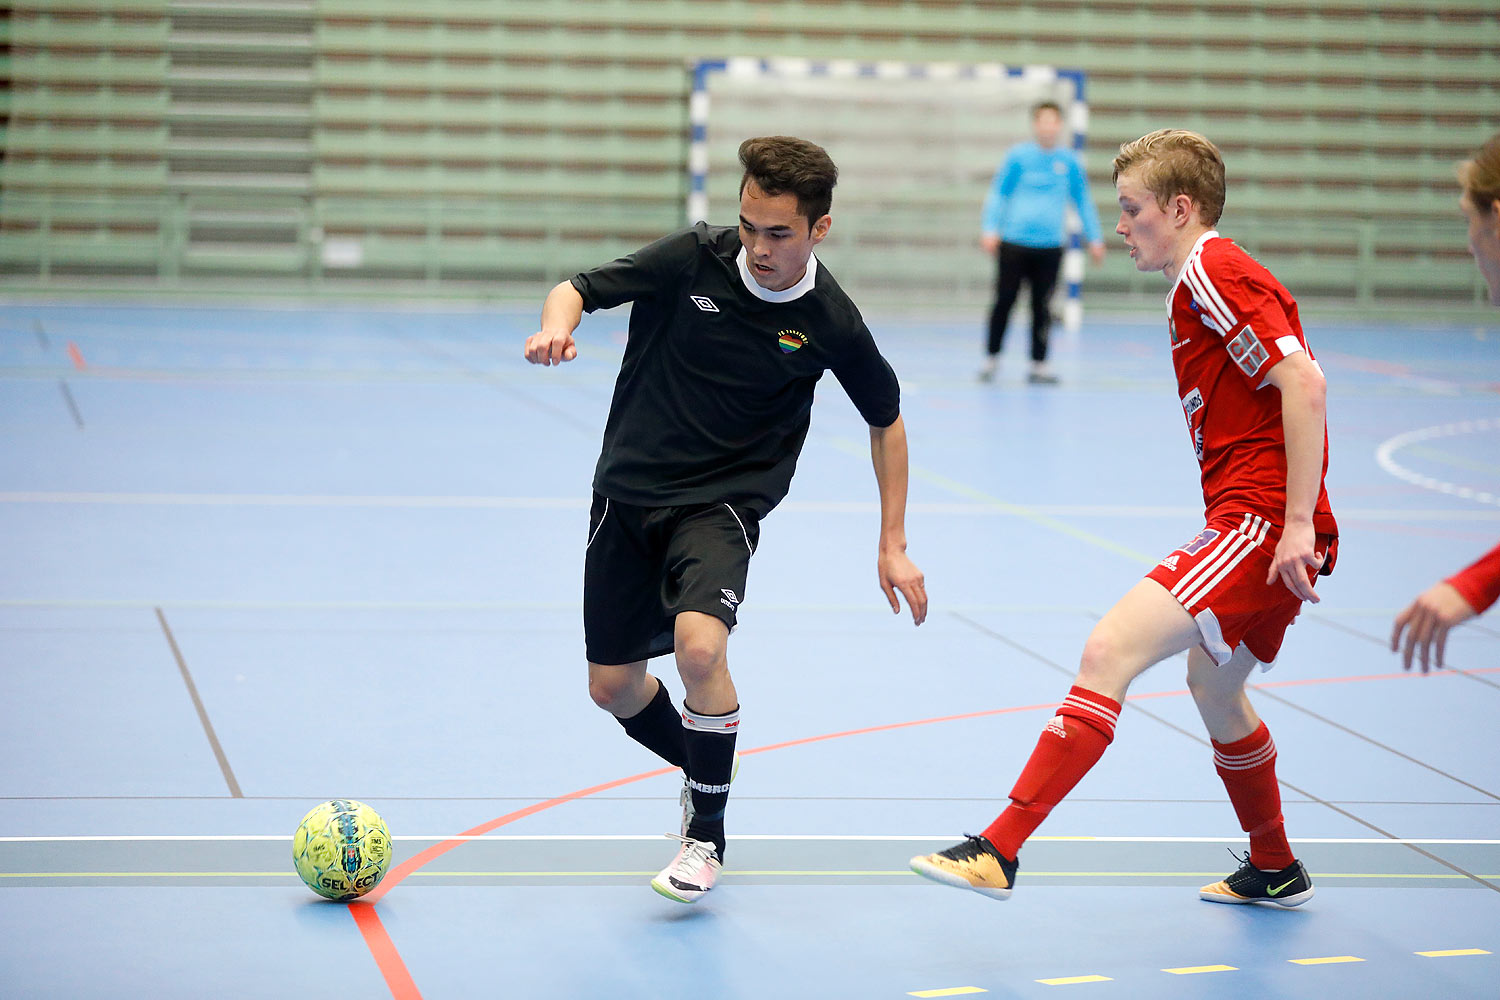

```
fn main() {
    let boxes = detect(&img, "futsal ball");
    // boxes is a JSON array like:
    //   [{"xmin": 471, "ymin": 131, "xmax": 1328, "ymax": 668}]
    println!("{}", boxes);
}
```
[{"xmin": 292, "ymin": 799, "xmax": 392, "ymax": 901}]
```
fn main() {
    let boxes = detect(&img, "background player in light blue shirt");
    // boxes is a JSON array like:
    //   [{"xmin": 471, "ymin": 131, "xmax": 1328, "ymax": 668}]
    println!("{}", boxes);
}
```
[{"xmin": 979, "ymin": 101, "xmax": 1106, "ymax": 384}]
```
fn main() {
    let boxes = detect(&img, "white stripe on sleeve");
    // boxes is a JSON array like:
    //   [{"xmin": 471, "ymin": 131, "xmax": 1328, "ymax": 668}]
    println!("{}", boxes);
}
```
[{"xmin": 1275, "ymin": 334, "xmax": 1304, "ymax": 358}]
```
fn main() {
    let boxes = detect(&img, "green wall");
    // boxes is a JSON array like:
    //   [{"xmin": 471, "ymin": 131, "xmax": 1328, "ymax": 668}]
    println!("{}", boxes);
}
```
[{"xmin": 2, "ymin": 0, "xmax": 1496, "ymax": 314}]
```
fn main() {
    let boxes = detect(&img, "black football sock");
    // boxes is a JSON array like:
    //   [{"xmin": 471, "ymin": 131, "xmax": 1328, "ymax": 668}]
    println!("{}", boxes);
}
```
[
  {"xmin": 614, "ymin": 678, "xmax": 687, "ymax": 769},
  {"xmin": 682, "ymin": 703, "xmax": 739, "ymax": 860}
]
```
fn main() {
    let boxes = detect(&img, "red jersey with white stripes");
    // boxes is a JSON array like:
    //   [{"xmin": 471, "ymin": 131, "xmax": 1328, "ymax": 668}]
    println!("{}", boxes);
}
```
[{"xmin": 1167, "ymin": 231, "xmax": 1338, "ymax": 542}]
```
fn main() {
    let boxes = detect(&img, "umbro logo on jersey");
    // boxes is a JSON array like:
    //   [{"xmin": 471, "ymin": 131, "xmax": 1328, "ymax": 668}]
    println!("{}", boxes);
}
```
[{"xmin": 690, "ymin": 295, "xmax": 719, "ymax": 313}]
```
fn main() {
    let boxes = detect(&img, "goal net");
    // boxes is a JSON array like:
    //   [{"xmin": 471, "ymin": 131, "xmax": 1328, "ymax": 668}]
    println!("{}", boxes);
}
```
[{"xmin": 690, "ymin": 58, "xmax": 1091, "ymax": 325}]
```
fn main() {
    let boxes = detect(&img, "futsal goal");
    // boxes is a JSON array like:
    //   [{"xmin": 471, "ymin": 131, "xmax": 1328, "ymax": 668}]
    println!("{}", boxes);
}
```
[{"xmin": 689, "ymin": 58, "xmax": 1092, "ymax": 326}]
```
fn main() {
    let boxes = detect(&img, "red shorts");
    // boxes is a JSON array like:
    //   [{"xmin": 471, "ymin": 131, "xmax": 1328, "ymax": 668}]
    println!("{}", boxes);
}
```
[{"xmin": 1145, "ymin": 513, "xmax": 1336, "ymax": 669}]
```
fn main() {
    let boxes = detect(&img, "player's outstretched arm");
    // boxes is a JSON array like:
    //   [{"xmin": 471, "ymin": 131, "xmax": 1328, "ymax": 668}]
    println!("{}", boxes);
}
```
[
  {"xmin": 869, "ymin": 415, "xmax": 927, "ymax": 626},
  {"xmin": 523, "ymin": 280, "xmax": 584, "ymax": 366},
  {"xmin": 1264, "ymin": 351, "xmax": 1326, "ymax": 602},
  {"xmin": 1390, "ymin": 581, "xmax": 1476, "ymax": 673},
  {"xmin": 1391, "ymin": 542, "xmax": 1500, "ymax": 672}
]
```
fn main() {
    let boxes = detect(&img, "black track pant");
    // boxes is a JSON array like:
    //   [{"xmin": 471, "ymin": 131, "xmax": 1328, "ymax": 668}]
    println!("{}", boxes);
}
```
[{"xmin": 986, "ymin": 241, "xmax": 1064, "ymax": 362}]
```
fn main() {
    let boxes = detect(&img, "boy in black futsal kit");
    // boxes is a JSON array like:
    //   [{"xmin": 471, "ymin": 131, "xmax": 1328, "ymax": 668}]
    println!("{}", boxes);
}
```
[{"xmin": 524, "ymin": 136, "xmax": 927, "ymax": 903}]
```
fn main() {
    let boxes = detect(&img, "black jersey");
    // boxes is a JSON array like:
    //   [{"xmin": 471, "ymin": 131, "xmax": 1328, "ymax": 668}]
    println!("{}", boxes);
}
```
[{"xmin": 571, "ymin": 222, "xmax": 901, "ymax": 517}]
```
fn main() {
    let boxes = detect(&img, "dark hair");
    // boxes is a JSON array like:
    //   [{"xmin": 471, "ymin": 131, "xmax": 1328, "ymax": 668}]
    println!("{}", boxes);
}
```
[
  {"xmin": 738, "ymin": 136, "xmax": 838, "ymax": 228},
  {"xmin": 1032, "ymin": 101, "xmax": 1063, "ymax": 118}
]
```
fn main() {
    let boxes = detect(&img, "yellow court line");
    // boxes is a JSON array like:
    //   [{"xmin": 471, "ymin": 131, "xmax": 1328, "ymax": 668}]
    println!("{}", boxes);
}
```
[
  {"xmin": 1416, "ymin": 949, "xmax": 1491, "ymax": 958},
  {"xmin": 0, "ymin": 872, "xmax": 286, "ymax": 878},
  {"xmin": 1036, "ymin": 975, "xmax": 1112, "ymax": 985},
  {"xmin": 1163, "ymin": 965, "xmax": 1237, "ymax": 975},
  {"xmin": 5, "ymin": 870, "xmax": 1496, "ymax": 880},
  {"xmin": 412, "ymin": 871, "xmax": 658, "ymax": 877},
  {"xmin": 908, "ymin": 989, "xmax": 986, "ymax": 998},
  {"xmin": 1290, "ymin": 956, "xmax": 1365, "ymax": 966}
]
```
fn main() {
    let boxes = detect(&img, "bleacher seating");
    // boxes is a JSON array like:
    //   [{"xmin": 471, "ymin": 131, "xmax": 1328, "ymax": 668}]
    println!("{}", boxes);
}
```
[{"xmin": 0, "ymin": 0, "xmax": 1495, "ymax": 309}]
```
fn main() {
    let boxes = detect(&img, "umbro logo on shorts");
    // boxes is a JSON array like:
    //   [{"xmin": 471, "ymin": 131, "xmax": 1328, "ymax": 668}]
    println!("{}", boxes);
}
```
[{"xmin": 690, "ymin": 295, "xmax": 719, "ymax": 313}]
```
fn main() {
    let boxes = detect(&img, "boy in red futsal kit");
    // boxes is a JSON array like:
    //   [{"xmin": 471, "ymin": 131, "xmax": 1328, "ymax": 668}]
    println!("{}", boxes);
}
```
[{"xmin": 912, "ymin": 129, "xmax": 1338, "ymax": 907}]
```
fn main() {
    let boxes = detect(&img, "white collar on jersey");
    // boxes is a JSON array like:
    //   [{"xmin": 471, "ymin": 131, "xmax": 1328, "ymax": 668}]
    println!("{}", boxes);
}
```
[
  {"xmin": 1166, "ymin": 229, "xmax": 1220, "ymax": 307},
  {"xmin": 736, "ymin": 247, "xmax": 819, "ymax": 303}
]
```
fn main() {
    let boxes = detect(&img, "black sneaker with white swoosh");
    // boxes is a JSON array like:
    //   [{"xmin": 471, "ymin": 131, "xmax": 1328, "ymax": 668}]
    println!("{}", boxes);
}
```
[{"xmin": 1200, "ymin": 851, "xmax": 1314, "ymax": 907}]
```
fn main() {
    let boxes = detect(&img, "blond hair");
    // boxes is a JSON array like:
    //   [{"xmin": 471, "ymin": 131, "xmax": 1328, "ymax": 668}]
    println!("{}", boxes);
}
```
[
  {"xmin": 1459, "ymin": 133, "xmax": 1500, "ymax": 213},
  {"xmin": 1112, "ymin": 129, "xmax": 1226, "ymax": 226}
]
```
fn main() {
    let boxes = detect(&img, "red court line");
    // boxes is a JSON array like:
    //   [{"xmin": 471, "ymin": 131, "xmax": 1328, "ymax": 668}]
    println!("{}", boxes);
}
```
[
  {"xmin": 349, "ymin": 663, "xmax": 1500, "ymax": 998},
  {"xmin": 348, "ymin": 905, "xmax": 421, "ymax": 1000},
  {"xmin": 361, "ymin": 766, "xmax": 679, "ymax": 906},
  {"xmin": 66, "ymin": 341, "xmax": 86, "ymax": 370}
]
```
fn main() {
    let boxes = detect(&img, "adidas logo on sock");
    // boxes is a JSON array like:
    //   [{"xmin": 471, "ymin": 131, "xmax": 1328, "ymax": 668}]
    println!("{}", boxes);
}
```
[{"xmin": 1044, "ymin": 715, "xmax": 1068, "ymax": 739}]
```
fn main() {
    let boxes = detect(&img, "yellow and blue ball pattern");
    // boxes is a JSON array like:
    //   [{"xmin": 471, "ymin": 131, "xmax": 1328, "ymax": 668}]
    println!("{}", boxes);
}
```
[{"xmin": 292, "ymin": 799, "xmax": 391, "ymax": 901}]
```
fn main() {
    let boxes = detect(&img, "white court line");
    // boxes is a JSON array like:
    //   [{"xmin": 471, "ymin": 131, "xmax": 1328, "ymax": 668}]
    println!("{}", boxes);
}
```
[
  {"xmin": 1375, "ymin": 419, "xmax": 1500, "ymax": 508},
  {"xmin": 4, "ymin": 835, "xmax": 1498, "ymax": 846},
  {"xmin": 2, "ymin": 492, "xmax": 1497, "ymax": 520}
]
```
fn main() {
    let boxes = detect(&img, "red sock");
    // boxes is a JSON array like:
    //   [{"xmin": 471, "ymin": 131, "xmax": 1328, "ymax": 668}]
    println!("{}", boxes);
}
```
[
  {"xmin": 1213, "ymin": 721, "xmax": 1295, "ymax": 871},
  {"xmin": 982, "ymin": 686, "xmax": 1121, "ymax": 860}
]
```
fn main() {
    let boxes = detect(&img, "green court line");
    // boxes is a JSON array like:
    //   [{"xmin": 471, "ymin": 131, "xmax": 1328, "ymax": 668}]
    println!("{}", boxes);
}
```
[
  {"xmin": 1404, "ymin": 444, "xmax": 1500, "ymax": 477},
  {"xmin": 828, "ymin": 436, "xmax": 1157, "ymax": 566}
]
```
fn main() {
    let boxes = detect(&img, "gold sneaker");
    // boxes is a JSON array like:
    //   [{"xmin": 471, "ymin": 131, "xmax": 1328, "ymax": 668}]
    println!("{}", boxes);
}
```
[{"xmin": 910, "ymin": 834, "xmax": 1018, "ymax": 900}]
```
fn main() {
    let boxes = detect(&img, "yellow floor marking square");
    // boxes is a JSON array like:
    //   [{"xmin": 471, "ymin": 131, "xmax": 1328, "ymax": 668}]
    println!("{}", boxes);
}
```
[
  {"xmin": 1036, "ymin": 975, "xmax": 1113, "ymax": 985},
  {"xmin": 908, "ymin": 989, "xmax": 986, "ymax": 998},
  {"xmin": 1416, "ymin": 949, "xmax": 1490, "ymax": 958},
  {"xmin": 1163, "ymin": 965, "xmax": 1238, "ymax": 975},
  {"xmin": 1290, "ymin": 956, "xmax": 1365, "ymax": 965}
]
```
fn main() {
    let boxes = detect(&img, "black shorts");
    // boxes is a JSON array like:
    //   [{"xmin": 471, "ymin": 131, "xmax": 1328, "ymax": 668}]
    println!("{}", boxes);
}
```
[{"xmin": 583, "ymin": 492, "xmax": 761, "ymax": 665}]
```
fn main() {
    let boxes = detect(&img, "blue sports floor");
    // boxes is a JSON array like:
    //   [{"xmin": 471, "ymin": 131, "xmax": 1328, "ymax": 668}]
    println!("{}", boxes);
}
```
[{"xmin": 1, "ymin": 301, "xmax": 1497, "ymax": 999}]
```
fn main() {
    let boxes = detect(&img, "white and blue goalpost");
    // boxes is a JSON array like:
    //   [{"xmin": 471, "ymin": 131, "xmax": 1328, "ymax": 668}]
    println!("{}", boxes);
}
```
[{"xmin": 690, "ymin": 58, "xmax": 1092, "ymax": 328}]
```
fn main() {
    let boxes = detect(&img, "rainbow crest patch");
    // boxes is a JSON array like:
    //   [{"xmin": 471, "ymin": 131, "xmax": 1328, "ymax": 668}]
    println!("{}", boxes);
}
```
[{"xmin": 778, "ymin": 330, "xmax": 808, "ymax": 353}]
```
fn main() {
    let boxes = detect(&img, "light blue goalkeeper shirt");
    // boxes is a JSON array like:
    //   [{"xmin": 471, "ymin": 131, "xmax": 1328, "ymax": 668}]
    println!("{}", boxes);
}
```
[{"xmin": 981, "ymin": 141, "xmax": 1104, "ymax": 249}]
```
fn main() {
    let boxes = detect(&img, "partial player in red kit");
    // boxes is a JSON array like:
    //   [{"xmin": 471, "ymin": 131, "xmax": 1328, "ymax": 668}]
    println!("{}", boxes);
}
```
[
  {"xmin": 1390, "ymin": 135, "xmax": 1500, "ymax": 674},
  {"xmin": 912, "ymin": 129, "xmax": 1337, "ymax": 907},
  {"xmin": 1391, "ymin": 544, "xmax": 1500, "ymax": 672}
]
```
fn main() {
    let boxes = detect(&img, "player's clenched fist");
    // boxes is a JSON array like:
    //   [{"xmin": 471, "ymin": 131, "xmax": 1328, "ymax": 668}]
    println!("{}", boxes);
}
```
[{"xmin": 524, "ymin": 329, "xmax": 578, "ymax": 365}]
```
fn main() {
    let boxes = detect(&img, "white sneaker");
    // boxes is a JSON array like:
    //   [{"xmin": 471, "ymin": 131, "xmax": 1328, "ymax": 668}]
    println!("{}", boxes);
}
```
[
  {"xmin": 1027, "ymin": 362, "xmax": 1059, "ymax": 384},
  {"xmin": 651, "ymin": 834, "xmax": 721, "ymax": 903},
  {"xmin": 680, "ymin": 750, "xmax": 741, "ymax": 837}
]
